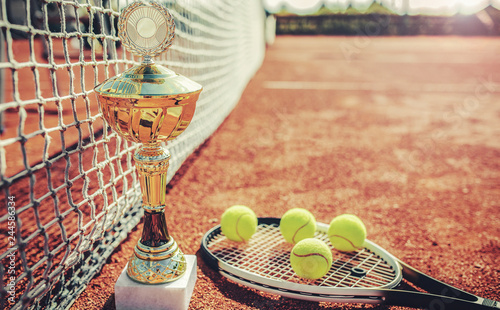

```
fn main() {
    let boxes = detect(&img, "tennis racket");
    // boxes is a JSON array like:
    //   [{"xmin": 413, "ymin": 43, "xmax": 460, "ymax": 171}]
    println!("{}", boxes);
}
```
[{"xmin": 200, "ymin": 218, "xmax": 498, "ymax": 309}]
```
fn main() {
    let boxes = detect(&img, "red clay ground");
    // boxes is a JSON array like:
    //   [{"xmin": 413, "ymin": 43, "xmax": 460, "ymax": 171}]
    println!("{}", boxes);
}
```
[{"xmin": 71, "ymin": 35, "xmax": 500, "ymax": 309}]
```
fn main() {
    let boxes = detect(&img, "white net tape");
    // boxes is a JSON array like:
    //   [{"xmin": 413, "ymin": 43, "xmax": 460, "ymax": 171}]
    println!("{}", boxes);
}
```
[{"xmin": 0, "ymin": 0, "xmax": 265, "ymax": 309}]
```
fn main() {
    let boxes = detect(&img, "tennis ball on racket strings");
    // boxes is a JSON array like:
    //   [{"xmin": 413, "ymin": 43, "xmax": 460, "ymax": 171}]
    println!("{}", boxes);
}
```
[
  {"xmin": 220, "ymin": 205, "xmax": 258, "ymax": 242},
  {"xmin": 328, "ymin": 214, "xmax": 366, "ymax": 252},
  {"xmin": 290, "ymin": 238, "xmax": 333, "ymax": 280},
  {"xmin": 280, "ymin": 208, "xmax": 316, "ymax": 244}
]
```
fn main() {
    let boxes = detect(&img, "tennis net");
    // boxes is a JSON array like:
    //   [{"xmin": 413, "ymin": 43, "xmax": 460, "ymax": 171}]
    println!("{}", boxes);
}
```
[{"xmin": 0, "ymin": 0, "xmax": 265, "ymax": 309}]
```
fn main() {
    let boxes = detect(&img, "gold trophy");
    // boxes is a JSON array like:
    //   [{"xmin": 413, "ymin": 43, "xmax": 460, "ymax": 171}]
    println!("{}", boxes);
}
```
[{"xmin": 94, "ymin": 1, "xmax": 202, "ymax": 284}]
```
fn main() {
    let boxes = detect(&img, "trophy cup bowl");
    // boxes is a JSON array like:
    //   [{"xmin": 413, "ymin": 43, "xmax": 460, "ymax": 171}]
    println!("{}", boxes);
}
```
[
  {"xmin": 94, "ymin": 1, "xmax": 202, "ymax": 284},
  {"xmin": 97, "ymin": 64, "xmax": 201, "ymax": 145}
]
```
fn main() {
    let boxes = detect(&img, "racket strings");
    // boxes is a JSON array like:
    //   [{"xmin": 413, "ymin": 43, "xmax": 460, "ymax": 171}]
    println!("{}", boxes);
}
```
[
  {"xmin": 323, "ymin": 250, "xmax": 396, "ymax": 288},
  {"xmin": 207, "ymin": 223, "xmax": 397, "ymax": 288}
]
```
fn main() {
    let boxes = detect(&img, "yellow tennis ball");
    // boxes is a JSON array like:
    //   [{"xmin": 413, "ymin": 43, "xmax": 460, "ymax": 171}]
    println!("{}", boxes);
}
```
[
  {"xmin": 328, "ymin": 214, "xmax": 366, "ymax": 252},
  {"xmin": 290, "ymin": 238, "xmax": 333, "ymax": 280},
  {"xmin": 280, "ymin": 208, "xmax": 316, "ymax": 244},
  {"xmin": 220, "ymin": 205, "xmax": 258, "ymax": 242}
]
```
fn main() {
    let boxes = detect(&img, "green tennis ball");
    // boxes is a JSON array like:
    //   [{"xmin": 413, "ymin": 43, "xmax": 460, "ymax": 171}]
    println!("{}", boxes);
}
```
[
  {"xmin": 328, "ymin": 214, "xmax": 366, "ymax": 252},
  {"xmin": 290, "ymin": 238, "xmax": 333, "ymax": 280},
  {"xmin": 280, "ymin": 208, "xmax": 316, "ymax": 244},
  {"xmin": 220, "ymin": 205, "xmax": 258, "ymax": 242}
]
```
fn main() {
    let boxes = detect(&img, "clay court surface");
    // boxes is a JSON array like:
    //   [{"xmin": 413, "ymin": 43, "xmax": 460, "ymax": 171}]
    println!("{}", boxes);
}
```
[{"xmin": 6, "ymin": 35, "xmax": 500, "ymax": 309}]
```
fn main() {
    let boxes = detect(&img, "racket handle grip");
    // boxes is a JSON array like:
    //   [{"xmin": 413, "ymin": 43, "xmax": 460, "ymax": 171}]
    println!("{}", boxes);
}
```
[{"xmin": 481, "ymin": 298, "xmax": 499, "ymax": 308}]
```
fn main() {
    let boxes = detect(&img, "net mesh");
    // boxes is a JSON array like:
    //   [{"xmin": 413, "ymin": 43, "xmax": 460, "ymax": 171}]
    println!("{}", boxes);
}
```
[{"xmin": 0, "ymin": 0, "xmax": 265, "ymax": 309}]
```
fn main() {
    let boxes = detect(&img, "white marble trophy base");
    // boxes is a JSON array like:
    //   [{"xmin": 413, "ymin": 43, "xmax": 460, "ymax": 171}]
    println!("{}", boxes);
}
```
[{"xmin": 115, "ymin": 255, "xmax": 197, "ymax": 310}]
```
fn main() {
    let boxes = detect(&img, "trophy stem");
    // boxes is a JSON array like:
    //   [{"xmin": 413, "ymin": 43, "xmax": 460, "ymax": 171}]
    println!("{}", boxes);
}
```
[
  {"xmin": 143, "ymin": 55, "xmax": 154, "ymax": 64},
  {"xmin": 141, "ymin": 210, "xmax": 170, "ymax": 247},
  {"xmin": 126, "ymin": 144, "xmax": 187, "ymax": 284}
]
